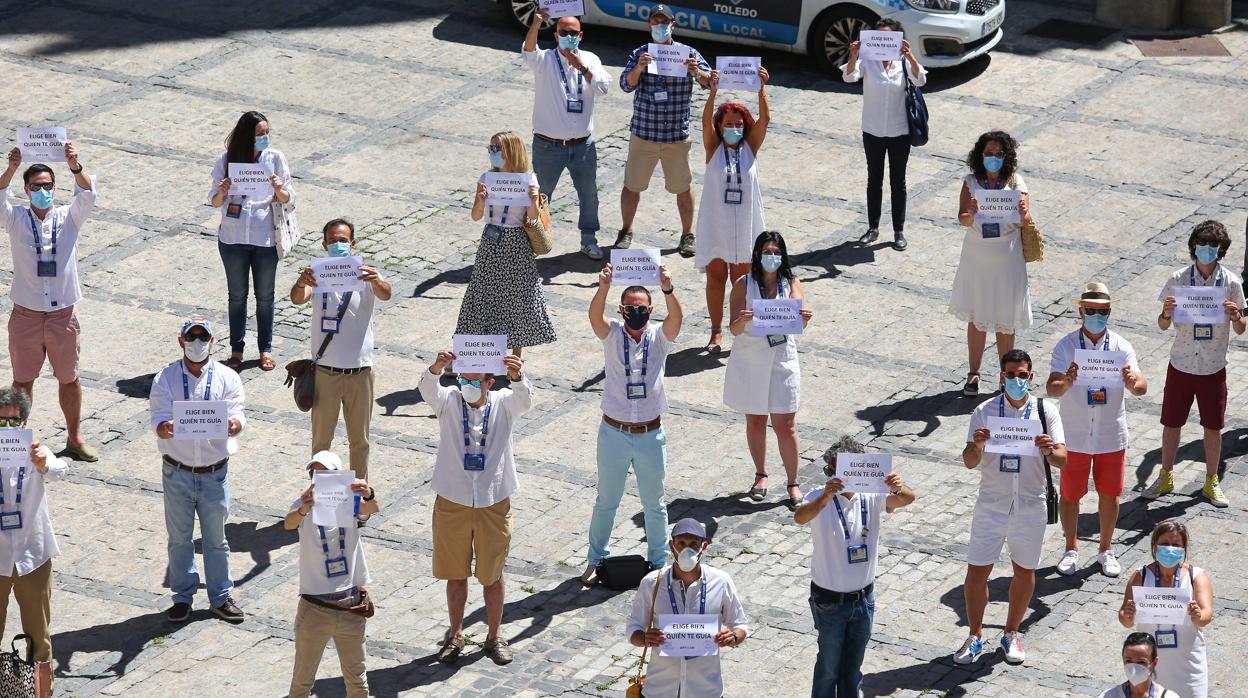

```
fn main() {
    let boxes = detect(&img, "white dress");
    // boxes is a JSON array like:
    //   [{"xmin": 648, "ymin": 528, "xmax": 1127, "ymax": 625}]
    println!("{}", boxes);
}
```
[
  {"xmin": 695, "ymin": 143, "xmax": 765, "ymax": 270},
  {"xmin": 723, "ymin": 276, "xmax": 800, "ymax": 414},
  {"xmin": 948, "ymin": 173, "xmax": 1033, "ymax": 334},
  {"xmin": 1138, "ymin": 564, "xmax": 1208, "ymax": 698}
]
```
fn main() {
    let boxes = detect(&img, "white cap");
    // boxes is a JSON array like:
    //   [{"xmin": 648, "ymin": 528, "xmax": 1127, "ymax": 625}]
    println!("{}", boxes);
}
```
[{"xmin": 307, "ymin": 450, "xmax": 343, "ymax": 471}]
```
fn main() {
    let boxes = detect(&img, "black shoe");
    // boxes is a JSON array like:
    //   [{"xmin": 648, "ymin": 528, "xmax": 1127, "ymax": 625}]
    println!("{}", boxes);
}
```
[
  {"xmin": 678, "ymin": 232, "xmax": 696, "ymax": 258},
  {"xmin": 438, "ymin": 633, "xmax": 465, "ymax": 664},
  {"xmin": 857, "ymin": 228, "xmax": 879, "ymax": 245},
  {"xmin": 614, "ymin": 228, "xmax": 633, "ymax": 249},
  {"xmin": 166, "ymin": 602, "xmax": 191, "ymax": 623},
  {"xmin": 963, "ymin": 372, "xmax": 980, "ymax": 397},
  {"xmin": 892, "ymin": 231, "xmax": 908, "ymax": 251},
  {"xmin": 210, "ymin": 598, "xmax": 245, "ymax": 624}
]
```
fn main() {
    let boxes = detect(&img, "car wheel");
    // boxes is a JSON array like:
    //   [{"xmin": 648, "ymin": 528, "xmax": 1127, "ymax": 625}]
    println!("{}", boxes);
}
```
[
  {"xmin": 810, "ymin": 6, "xmax": 879, "ymax": 74},
  {"xmin": 502, "ymin": 0, "xmax": 555, "ymax": 31}
]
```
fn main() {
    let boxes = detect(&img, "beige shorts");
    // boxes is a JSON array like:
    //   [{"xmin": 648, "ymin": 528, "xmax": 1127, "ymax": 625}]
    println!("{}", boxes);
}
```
[
  {"xmin": 8, "ymin": 305, "xmax": 80, "ymax": 384},
  {"xmin": 432, "ymin": 495, "xmax": 512, "ymax": 585},
  {"xmin": 623, "ymin": 134, "xmax": 692, "ymax": 194}
]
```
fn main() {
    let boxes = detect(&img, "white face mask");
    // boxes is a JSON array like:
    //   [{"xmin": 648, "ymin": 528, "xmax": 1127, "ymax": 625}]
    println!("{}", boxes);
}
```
[
  {"xmin": 184, "ymin": 339, "xmax": 211, "ymax": 363},
  {"xmin": 1124, "ymin": 662, "xmax": 1151, "ymax": 686},
  {"xmin": 460, "ymin": 384, "xmax": 483, "ymax": 404},
  {"xmin": 676, "ymin": 546, "xmax": 702, "ymax": 573}
]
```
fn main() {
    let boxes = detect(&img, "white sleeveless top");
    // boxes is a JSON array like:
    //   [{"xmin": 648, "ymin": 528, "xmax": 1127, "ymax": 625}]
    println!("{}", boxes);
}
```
[
  {"xmin": 695, "ymin": 143, "xmax": 765, "ymax": 269},
  {"xmin": 1138, "ymin": 564, "xmax": 1207, "ymax": 698}
]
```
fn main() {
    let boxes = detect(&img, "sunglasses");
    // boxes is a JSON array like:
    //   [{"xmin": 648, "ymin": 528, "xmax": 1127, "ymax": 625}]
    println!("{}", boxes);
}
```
[
  {"xmin": 486, "ymin": 144, "xmax": 502, "ymax": 155},
  {"xmin": 1083, "ymin": 307, "xmax": 1110, "ymax": 316},
  {"xmin": 184, "ymin": 331, "xmax": 212, "ymax": 342},
  {"xmin": 26, "ymin": 182, "xmax": 54, "ymax": 191},
  {"xmin": 1003, "ymin": 370, "xmax": 1031, "ymax": 380},
  {"xmin": 0, "ymin": 417, "xmax": 22, "ymax": 427},
  {"xmin": 558, "ymin": 29, "xmax": 580, "ymax": 36},
  {"xmin": 456, "ymin": 377, "xmax": 484, "ymax": 388},
  {"xmin": 621, "ymin": 304, "xmax": 650, "ymax": 312}
]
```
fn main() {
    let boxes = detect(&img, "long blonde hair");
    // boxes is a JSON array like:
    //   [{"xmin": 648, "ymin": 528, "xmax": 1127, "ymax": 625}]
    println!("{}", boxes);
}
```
[{"xmin": 492, "ymin": 131, "xmax": 530, "ymax": 173}]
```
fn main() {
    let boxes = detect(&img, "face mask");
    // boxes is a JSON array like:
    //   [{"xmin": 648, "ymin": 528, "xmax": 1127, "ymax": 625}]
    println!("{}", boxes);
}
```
[
  {"xmin": 254, "ymin": 134, "xmax": 270, "ymax": 152},
  {"xmin": 1004, "ymin": 377, "xmax": 1029, "ymax": 401},
  {"xmin": 459, "ymin": 382, "xmax": 483, "ymax": 404},
  {"xmin": 558, "ymin": 34, "xmax": 580, "ymax": 51},
  {"xmin": 722, "ymin": 127, "xmax": 744, "ymax": 146},
  {"xmin": 30, "ymin": 188, "xmax": 53, "ymax": 209},
  {"xmin": 676, "ymin": 546, "xmax": 701, "ymax": 573},
  {"xmin": 760, "ymin": 253, "xmax": 782, "ymax": 273},
  {"xmin": 1124, "ymin": 662, "xmax": 1151, "ymax": 686},
  {"xmin": 623, "ymin": 305, "xmax": 651, "ymax": 331},
  {"xmin": 1083, "ymin": 313, "xmax": 1108, "ymax": 334},
  {"xmin": 489, "ymin": 151, "xmax": 506, "ymax": 169},
  {"xmin": 1155, "ymin": 545, "xmax": 1185, "ymax": 568},
  {"xmin": 1194, "ymin": 244, "xmax": 1219, "ymax": 265},
  {"xmin": 983, "ymin": 156, "xmax": 1004, "ymax": 173},
  {"xmin": 327, "ymin": 241, "xmax": 352, "ymax": 257},
  {"xmin": 184, "ymin": 339, "xmax": 211, "ymax": 363},
  {"xmin": 651, "ymin": 22, "xmax": 672, "ymax": 42}
]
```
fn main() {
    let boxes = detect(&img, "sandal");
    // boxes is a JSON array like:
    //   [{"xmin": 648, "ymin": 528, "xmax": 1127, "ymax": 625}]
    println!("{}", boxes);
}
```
[
  {"xmin": 963, "ymin": 371, "xmax": 980, "ymax": 397},
  {"xmin": 706, "ymin": 327, "xmax": 723, "ymax": 355},
  {"xmin": 225, "ymin": 353, "xmax": 243, "ymax": 371},
  {"xmin": 259, "ymin": 352, "xmax": 276, "ymax": 372},
  {"xmin": 783, "ymin": 483, "xmax": 802, "ymax": 512},
  {"xmin": 748, "ymin": 472, "xmax": 768, "ymax": 502}
]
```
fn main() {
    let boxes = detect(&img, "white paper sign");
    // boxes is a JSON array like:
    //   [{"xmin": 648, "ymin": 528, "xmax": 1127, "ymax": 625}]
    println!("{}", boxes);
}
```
[
  {"xmin": 658, "ymin": 614, "xmax": 719, "ymax": 657},
  {"xmin": 313, "ymin": 470, "xmax": 358, "ymax": 528},
  {"xmin": 1172, "ymin": 286, "xmax": 1228, "ymax": 325},
  {"xmin": 0, "ymin": 429, "xmax": 33, "ymax": 469},
  {"xmin": 539, "ymin": 0, "xmax": 584, "ymax": 17},
  {"xmin": 481, "ymin": 172, "xmax": 532, "ymax": 208},
  {"xmin": 16, "ymin": 127, "xmax": 67, "ymax": 163},
  {"xmin": 1132, "ymin": 586, "xmax": 1192, "ymax": 625},
  {"xmin": 974, "ymin": 190, "xmax": 1022, "ymax": 225},
  {"xmin": 1073, "ymin": 349, "xmax": 1128, "ymax": 387},
  {"xmin": 750, "ymin": 299, "xmax": 803, "ymax": 336},
  {"xmin": 715, "ymin": 56, "xmax": 761, "ymax": 91},
  {"xmin": 172, "ymin": 401, "xmax": 230, "ymax": 441},
  {"xmin": 835, "ymin": 453, "xmax": 893, "ymax": 494},
  {"xmin": 858, "ymin": 30, "xmax": 902, "ymax": 61},
  {"xmin": 610, "ymin": 248, "xmax": 661, "ymax": 286},
  {"xmin": 226, "ymin": 163, "xmax": 273, "ymax": 198},
  {"xmin": 311, "ymin": 256, "xmax": 366, "ymax": 294},
  {"xmin": 985, "ymin": 416, "xmax": 1041, "ymax": 457},
  {"xmin": 648, "ymin": 42, "xmax": 691, "ymax": 78},
  {"xmin": 453, "ymin": 334, "xmax": 508, "ymax": 374}
]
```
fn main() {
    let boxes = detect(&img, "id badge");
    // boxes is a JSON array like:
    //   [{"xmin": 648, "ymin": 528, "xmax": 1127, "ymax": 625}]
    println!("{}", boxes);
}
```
[
  {"xmin": 654, "ymin": 90, "xmax": 669, "ymax": 102},
  {"xmin": 999, "ymin": 455, "xmax": 1021, "ymax": 473},
  {"xmin": 464, "ymin": 453, "xmax": 486, "ymax": 472},
  {"xmin": 36, "ymin": 260, "xmax": 56, "ymax": 277},
  {"xmin": 566, "ymin": 98, "xmax": 584, "ymax": 113},
  {"xmin": 626, "ymin": 382, "xmax": 647, "ymax": 400},
  {"xmin": 321, "ymin": 317, "xmax": 340, "ymax": 334},
  {"xmin": 724, "ymin": 188, "xmax": 743, "ymax": 205},
  {"xmin": 767, "ymin": 334, "xmax": 787, "ymax": 347},
  {"xmin": 483, "ymin": 224, "xmax": 504, "ymax": 243},
  {"xmin": 847, "ymin": 544, "xmax": 869, "ymax": 564},
  {"xmin": 1155, "ymin": 629, "xmax": 1178, "ymax": 649},
  {"xmin": 0, "ymin": 511, "xmax": 22, "ymax": 531},
  {"xmin": 1086, "ymin": 387, "xmax": 1107, "ymax": 406},
  {"xmin": 981, "ymin": 223, "xmax": 1001, "ymax": 239},
  {"xmin": 324, "ymin": 557, "xmax": 349, "ymax": 578},
  {"xmin": 225, "ymin": 202, "xmax": 243, "ymax": 219},
  {"xmin": 1193, "ymin": 324, "xmax": 1213, "ymax": 341}
]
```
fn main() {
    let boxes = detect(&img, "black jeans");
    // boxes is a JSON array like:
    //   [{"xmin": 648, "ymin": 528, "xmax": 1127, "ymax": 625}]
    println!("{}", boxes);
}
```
[{"xmin": 862, "ymin": 131, "xmax": 911, "ymax": 233}]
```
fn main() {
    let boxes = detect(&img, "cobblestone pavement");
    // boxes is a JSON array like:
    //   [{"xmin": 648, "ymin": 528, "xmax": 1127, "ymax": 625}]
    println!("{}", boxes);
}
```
[{"xmin": 1, "ymin": 0, "xmax": 1247, "ymax": 696}]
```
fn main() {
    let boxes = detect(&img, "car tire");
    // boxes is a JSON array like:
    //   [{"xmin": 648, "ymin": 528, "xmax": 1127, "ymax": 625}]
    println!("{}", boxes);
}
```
[
  {"xmin": 809, "ymin": 6, "xmax": 880, "ymax": 74},
  {"xmin": 502, "ymin": 0, "xmax": 555, "ymax": 31}
]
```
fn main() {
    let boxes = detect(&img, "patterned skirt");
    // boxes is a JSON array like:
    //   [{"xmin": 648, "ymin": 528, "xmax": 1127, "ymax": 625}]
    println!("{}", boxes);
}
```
[{"xmin": 455, "ymin": 225, "xmax": 557, "ymax": 349}]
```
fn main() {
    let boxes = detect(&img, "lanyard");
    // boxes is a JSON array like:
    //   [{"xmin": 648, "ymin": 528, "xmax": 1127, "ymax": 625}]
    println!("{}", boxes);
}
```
[
  {"xmin": 832, "ymin": 494, "xmax": 868, "ymax": 544},
  {"xmin": 461, "ymin": 394, "xmax": 492, "ymax": 452},
  {"xmin": 998, "ymin": 395, "xmax": 1033, "ymax": 419},
  {"xmin": 622, "ymin": 331, "xmax": 651, "ymax": 379},
  {"xmin": 487, "ymin": 205, "xmax": 511, "ymax": 223},
  {"xmin": 1078, "ymin": 329, "xmax": 1110, "ymax": 351},
  {"xmin": 724, "ymin": 146, "xmax": 742, "ymax": 189},
  {"xmin": 759, "ymin": 278, "xmax": 788, "ymax": 300},
  {"xmin": 182, "ymin": 363, "xmax": 214, "ymax": 401},
  {"xmin": 0, "ymin": 466, "xmax": 26, "ymax": 507},
  {"xmin": 977, "ymin": 175, "xmax": 1006, "ymax": 190},
  {"xmin": 554, "ymin": 53, "xmax": 584, "ymax": 100},
  {"xmin": 666, "ymin": 569, "xmax": 707, "ymax": 615},
  {"xmin": 321, "ymin": 292, "xmax": 351, "ymax": 317},
  {"xmin": 1153, "ymin": 564, "xmax": 1183, "ymax": 634},
  {"xmin": 317, "ymin": 525, "xmax": 346, "ymax": 561},
  {"xmin": 1189, "ymin": 264, "xmax": 1223, "ymax": 287},
  {"xmin": 26, "ymin": 209, "xmax": 58, "ymax": 260}
]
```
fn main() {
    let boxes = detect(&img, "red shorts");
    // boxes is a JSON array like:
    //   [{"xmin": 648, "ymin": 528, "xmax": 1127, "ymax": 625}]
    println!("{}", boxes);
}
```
[
  {"xmin": 1059, "ymin": 450, "xmax": 1126, "ymax": 499},
  {"xmin": 7, "ymin": 305, "xmax": 80, "ymax": 384},
  {"xmin": 1160, "ymin": 364, "xmax": 1227, "ymax": 430}
]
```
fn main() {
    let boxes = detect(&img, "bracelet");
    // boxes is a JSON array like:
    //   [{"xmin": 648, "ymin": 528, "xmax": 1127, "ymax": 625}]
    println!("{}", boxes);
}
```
[
  {"xmin": 69, "ymin": 164, "xmax": 83, "ymax": 174},
  {"xmin": 296, "ymin": 508, "xmax": 308, "ymax": 517},
  {"xmin": 363, "ymin": 487, "xmax": 376, "ymax": 502},
  {"xmin": 661, "ymin": 287, "xmax": 674, "ymax": 295},
  {"xmin": 1160, "ymin": 313, "xmax": 1172, "ymax": 321}
]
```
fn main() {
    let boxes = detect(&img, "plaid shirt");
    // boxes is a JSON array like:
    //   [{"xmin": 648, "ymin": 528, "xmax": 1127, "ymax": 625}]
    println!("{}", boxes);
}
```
[{"xmin": 620, "ymin": 43, "xmax": 710, "ymax": 143}]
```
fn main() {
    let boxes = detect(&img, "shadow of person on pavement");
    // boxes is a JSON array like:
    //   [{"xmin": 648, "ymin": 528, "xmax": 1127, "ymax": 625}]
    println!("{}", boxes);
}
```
[
  {"xmin": 219, "ymin": 520, "xmax": 298, "ymax": 588},
  {"xmin": 855, "ymin": 389, "xmax": 973, "ymax": 438},
  {"xmin": 52, "ymin": 611, "xmax": 172, "ymax": 681}
]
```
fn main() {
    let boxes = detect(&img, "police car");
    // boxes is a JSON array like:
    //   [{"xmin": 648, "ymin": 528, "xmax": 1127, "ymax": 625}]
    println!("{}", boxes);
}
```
[{"xmin": 498, "ymin": 1, "xmax": 1005, "ymax": 71}]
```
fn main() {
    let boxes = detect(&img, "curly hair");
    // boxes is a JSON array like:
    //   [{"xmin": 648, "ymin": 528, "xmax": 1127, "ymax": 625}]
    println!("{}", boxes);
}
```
[
  {"xmin": 966, "ymin": 131, "xmax": 1019, "ymax": 184},
  {"xmin": 1186, "ymin": 219, "xmax": 1231, "ymax": 261}
]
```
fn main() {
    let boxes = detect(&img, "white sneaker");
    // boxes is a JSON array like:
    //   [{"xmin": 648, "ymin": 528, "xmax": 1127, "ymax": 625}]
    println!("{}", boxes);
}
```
[
  {"xmin": 1098, "ymin": 550, "xmax": 1121, "ymax": 577},
  {"xmin": 953, "ymin": 634, "xmax": 985, "ymax": 665},
  {"xmin": 580, "ymin": 242, "xmax": 604, "ymax": 260},
  {"xmin": 1000, "ymin": 631, "xmax": 1025, "ymax": 664},
  {"xmin": 1056, "ymin": 550, "xmax": 1079, "ymax": 576}
]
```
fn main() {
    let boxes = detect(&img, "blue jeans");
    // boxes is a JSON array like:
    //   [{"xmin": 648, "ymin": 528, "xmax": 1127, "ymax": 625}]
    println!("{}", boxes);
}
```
[
  {"xmin": 163, "ymin": 461, "xmax": 233, "ymax": 606},
  {"xmin": 531, "ymin": 136, "xmax": 600, "ymax": 246},
  {"xmin": 218, "ymin": 240, "xmax": 278, "ymax": 354},
  {"xmin": 809, "ymin": 587, "xmax": 875, "ymax": 698},
  {"xmin": 587, "ymin": 421, "xmax": 667, "ymax": 568}
]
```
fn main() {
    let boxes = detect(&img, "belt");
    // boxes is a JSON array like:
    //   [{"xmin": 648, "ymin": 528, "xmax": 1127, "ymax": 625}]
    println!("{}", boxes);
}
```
[
  {"xmin": 535, "ymin": 133, "xmax": 589, "ymax": 146},
  {"xmin": 14, "ymin": 303, "xmax": 74, "ymax": 317},
  {"xmin": 163, "ymin": 455, "xmax": 228, "ymax": 474},
  {"xmin": 602, "ymin": 415, "xmax": 662, "ymax": 434},
  {"xmin": 318, "ymin": 365, "xmax": 371, "ymax": 375},
  {"xmin": 810, "ymin": 581, "xmax": 873, "ymax": 605}
]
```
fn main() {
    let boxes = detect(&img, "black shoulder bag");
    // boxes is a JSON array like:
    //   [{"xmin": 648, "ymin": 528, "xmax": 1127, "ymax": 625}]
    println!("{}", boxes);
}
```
[
  {"xmin": 904, "ymin": 67, "xmax": 929, "ymax": 147},
  {"xmin": 1037, "ymin": 398, "xmax": 1059, "ymax": 525},
  {"xmin": 284, "ymin": 291, "xmax": 353, "ymax": 412}
]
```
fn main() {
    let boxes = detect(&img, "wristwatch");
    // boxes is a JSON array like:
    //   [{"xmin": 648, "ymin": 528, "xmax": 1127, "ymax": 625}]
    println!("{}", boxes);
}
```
[
  {"xmin": 661, "ymin": 287, "xmax": 674, "ymax": 295},
  {"xmin": 69, "ymin": 164, "xmax": 83, "ymax": 174},
  {"xmin": 362, "ymin": 487, "xmax": 376, "ymax": 502}
]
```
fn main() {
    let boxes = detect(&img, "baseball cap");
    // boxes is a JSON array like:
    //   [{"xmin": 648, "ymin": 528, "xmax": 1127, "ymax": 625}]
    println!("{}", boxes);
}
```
[
  {"xmin": 670, "ymin": 517, "xmax": 708, "ymax": 540},
  {"xmin": 651, "ymin": 4, "xmax": 674, "ymax": 21},
  {"xmin": 307, "ymin": 450, "xmax": 343, "ymax": 471},
  {"xmin": 181, "ymin": 315, "xmax": 213, "ymax": 337}
]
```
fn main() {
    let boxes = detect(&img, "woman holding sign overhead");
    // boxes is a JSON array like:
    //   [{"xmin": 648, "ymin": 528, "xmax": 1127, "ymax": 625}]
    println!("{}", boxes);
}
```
[
  {"xmin": 1117, "ymin": 520, "xmax": 1214, "ymax": 698},
  {"xmin": 457, "ymin": 131, "xmax": 556, "ymax": 355},
  {"xmin": 695, "ymin": 64, "xmax": 770, "ymax": 355},
  {"xmin": 209, "ymin": 110, "xmax": 295, "ymax": 372},
  {"xmin": 724, "ymin": 232, "xmax": 812, "ymax": 510}
]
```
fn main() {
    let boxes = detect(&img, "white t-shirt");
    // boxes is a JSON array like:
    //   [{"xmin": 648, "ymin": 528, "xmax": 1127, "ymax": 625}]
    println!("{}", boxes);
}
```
[
  {"xmin": 292, "ymin": 499, "xmax": 371, "ymax": 596},
  {"xmin": 478, "ymin": 172, "xmax": 539, "ymax": 228},
  {"xmin": 1050, "ymin": 328, "xmax": 1139, "ymax": 455},
  {"xmin": 806, "ymin": 491, "xmax": 887, "ymax": 593},
  {"xmin": 601, "ymin": 319, "xmax": 671, "ymax": 424},
  {"xmin": 1158, "ymin": 264, "xmax": 1245, "ymax": 376},
  {"xmin": 1097, "ymin": 685, "xmax": 1177, "ymax": 698},
  {"xmin": 966, "ymin": 394, "xmax": 1065, "ymax": 515},
  {"xmin": 310, "ymin": 285, "xmax": 375, "ymax": 369}
]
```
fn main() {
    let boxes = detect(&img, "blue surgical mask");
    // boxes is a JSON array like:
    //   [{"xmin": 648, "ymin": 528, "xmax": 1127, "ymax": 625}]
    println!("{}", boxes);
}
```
[
  {"xmin": 1194, "ymin": 244, "xmax": 1219, "ymax": 265},
  {"xmin": 983, "ymin": 156, "xmax": 1004, "ymax": 173},
  {"xmin": 650, "ymin": 22, "xmax": 672, "ymax": 43},
  {"xmin": 1155, "ymin": 545, "xmax": 1185, "ymax": 569},
  {"xmin": 30, "ymin": 188, "xmax": 53, "ymax": 209},
  {"xmin": 1083, "ymin": 313, "xmax": 1108, "ymax": 334},
  {"xmin": 760, "ymin": 253, "xmax": 782, "ymax": 273},
  {"xmin": 558, "ymin": 34, "xmax": 580, "ymax": 51},
  {"xmin": 1004, "ymin": 377, "xmax": 1029, "ymax": 401},
  {"xmin": 722, "ymin": 127, "xmax": 744, "ymax": 146},
  {"xmin": 489, "ymin": 151, "xmax": 506, "ymax": 169},
  {"xmin": 254, "ymin": 134, "xmax": 270, "ymax": 152},
  {"xmin": 327, "ymin": 241, "xmax": 352, "ymax": 257}
]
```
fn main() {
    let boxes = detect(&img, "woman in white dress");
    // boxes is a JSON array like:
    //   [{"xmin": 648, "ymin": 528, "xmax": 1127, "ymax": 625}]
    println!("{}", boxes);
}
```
[
  {"xmin": 724, "ymin": 232, "xmax": 812, "ymax": 510},
  {"xmin": 694, "ymin": 65, "xmax": 770, "ymax": 354},
  {"xmin": 949, "ymin": 131, "xmax": 1034, "ymax": 397},
  {"xmin": 1117, "ymin": 520, "xmax": 1214, "ymax": 698},
  {"xmin": 1098, "ymin": 632, "xmax": 1180, "ymax": 698}
]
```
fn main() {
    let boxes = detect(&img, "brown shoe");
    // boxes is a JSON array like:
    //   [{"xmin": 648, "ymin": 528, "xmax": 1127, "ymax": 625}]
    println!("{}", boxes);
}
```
[
  {"xmin": 484, "ymin": 637, "xmax": 514, "ymax": 665},
  {"xmin": 437, "ymin": 633, "xmax": 465, "ymax": 664},
  {"xmin": 63, "ymin": 440, "xmax": 99, "ymax": 463}
]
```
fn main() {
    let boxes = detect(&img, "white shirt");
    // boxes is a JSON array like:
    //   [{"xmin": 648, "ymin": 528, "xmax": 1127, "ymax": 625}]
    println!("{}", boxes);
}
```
[
  {"xmin": 309, "ymin": 285, "xmax": 375, "ymax": 369},
  {"xmin": 966, "ymin": 395, "xmax": 1065, "ymax": 515},
  {"xmin": 601, "ymin": 319, "xmax": 671, "ymax": 424},
  {"xmin": 522, "ymin": 44, "xmax": 611, "ymax": 140},
  {"xmin": 0, "ymin": 443, "xmax": 66, "ymax": 577},
  {"xmin": 1, "ymin": 177, "xmax": 97, "ymax": 311},
  {"xmin": 1097, "ymin": 685, "xmax": 1177, "ymax": 698},
  {"xmin": 626, "ymin": 565, "xmax": 748, "ymax": 698},
  {"xmin": 209, "ymin": 149, "xmax": 296, "ymax": 247},
  {"xmin": 292, "ymin": 498, "xmax": 371, "ymax": 596},
  {"xmin": 478, "ymin": 172, "xmax": 539, "ymax": 228},
  {"xmin": 805, "ymin": 491, "xmax": 887, "ymax": 593},
  {"xmin": 149, "ymin": 358, "xmax": 247, "ymax": 466},
  {"xmin": 841, "ymin": 59, "xmax": 928, "ymax": 138},
  {"xmin": 1158, "ymin": 264, "xmax": 1245, "ymax": 376},
  {"xmin": 419, "ymin": 369, "xmax": 534, "ymax": 508},
  {"xmin": 1050, "ymin": 328, "xmax": 1139, "ymax": 455}
]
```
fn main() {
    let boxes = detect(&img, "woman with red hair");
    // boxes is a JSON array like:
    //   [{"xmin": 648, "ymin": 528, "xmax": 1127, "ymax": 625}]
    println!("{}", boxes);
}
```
[{"xmin": 695, "ymin": 66, "xmax": 770, "ymax": 355}]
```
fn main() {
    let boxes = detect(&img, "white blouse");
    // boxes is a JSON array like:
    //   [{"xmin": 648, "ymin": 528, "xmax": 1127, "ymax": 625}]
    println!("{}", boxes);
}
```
[
  {"xmin": 208, "ymin": 148, "xmax": 296, "ymax": 247},
  {"xmin": 841, "ymin": 58, "xmax": 928, "ymax": 138}
]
